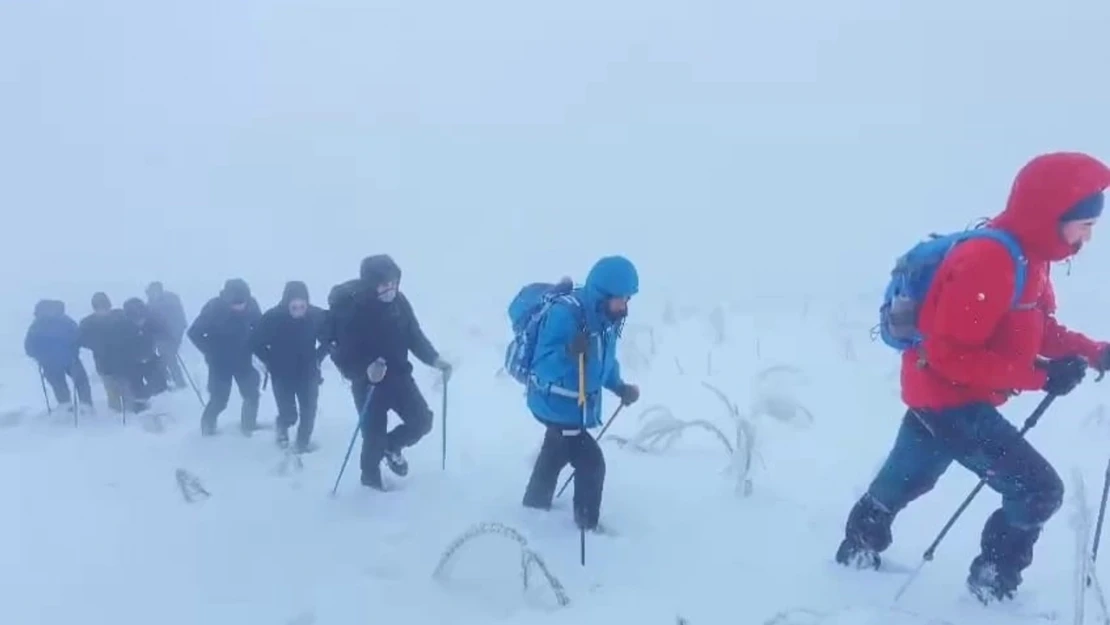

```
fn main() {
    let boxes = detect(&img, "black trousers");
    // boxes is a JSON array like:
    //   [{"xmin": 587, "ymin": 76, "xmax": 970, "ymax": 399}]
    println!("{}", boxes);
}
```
[
  {"xmin": 41, "ymin": 359, "xmax": 93, "ymax": 406},
  {"xmin": 272, "ymin": 375, "xmax": 320, "ymax": 445},
  {"xmin": 523, "ymin": 424, "xmax": 606, "ymax": 530},
  {"xmin": 201, "ymin": 360, "xmax": 260, "ymax": 429},
  {"xmin": 351, "ymin": 375, "xmax": 433, "ymax": 483}
]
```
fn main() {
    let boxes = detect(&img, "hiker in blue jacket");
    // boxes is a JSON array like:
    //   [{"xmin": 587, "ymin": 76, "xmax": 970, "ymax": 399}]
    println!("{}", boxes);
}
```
[
  {"xmin": 24, "ymin": 299, "xmax": 94, "ymax": 412},
  {"xmin": 521, "ymin": 255, "xmax": 642, "ymax": 531}
]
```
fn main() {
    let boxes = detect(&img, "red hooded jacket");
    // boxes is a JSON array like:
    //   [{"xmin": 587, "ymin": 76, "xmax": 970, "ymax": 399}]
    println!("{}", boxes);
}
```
[{"xmin": 902, "ymin": 152, "xmax": 1110, "ymax": 410}]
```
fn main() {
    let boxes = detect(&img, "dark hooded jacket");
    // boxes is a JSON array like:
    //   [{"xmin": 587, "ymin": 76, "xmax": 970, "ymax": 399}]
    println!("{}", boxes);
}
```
[
  {"xmin": 122, "ymin": 298, "xmax": 170, "ymax": 366},
  {"xmin": 79, "ymin": 307, "xmax": 131, "ymax": 375},
  {"xmin": 250, "ymin": 281, "xmax": 328, "ymax": 381},
  {"xmin": 905, "ymin": 152, "xmax": 1110, "ymax": 409},
  {"xmin": 146, "ymin": 284, "xmax": 188, "ymax": 341},
  {"xmin": 187, "ymin": 278, "xmax": 262, "ymax": 369},
  {"xmin": 25, "ymin": 300, "xmax": 81, "ymax": 370},
  {"xmin": 323, "ymin": 254, "xmax": 439, "ymax": 382}
]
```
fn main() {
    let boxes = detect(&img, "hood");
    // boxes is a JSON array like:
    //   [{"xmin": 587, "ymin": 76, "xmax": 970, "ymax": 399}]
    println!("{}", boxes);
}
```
[
  {"xmin": 220, "ymin": 278, "xmax": 252, "ymax": 305},
  {"xmin": 34, "ymin": 299, "xmax": 65, "ymax": 319},
  {"xmin": 123, "ymin": 297, "xmax": 147, "ymax": 321},
  {"xmin": 145, "ymin": 281, "xmax": 164, "ymax": 299},
  {"xmin": 359, "ymin": 254, "xmax": 401, "ymax": 286},
  {"xmin": 584, "ymin": 255, "xmax": 639, "ymax": 301},
  {"xmin": 991, "ymin": 152, "xmax": 1110, "ymax": 261},
  {"xmin": 281, "ymin": 280, "xmax": 310, "ymax": 305}
]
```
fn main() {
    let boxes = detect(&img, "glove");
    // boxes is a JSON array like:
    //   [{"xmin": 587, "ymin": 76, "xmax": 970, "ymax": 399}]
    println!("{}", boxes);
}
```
[
  {"xmin": 433, "ymin": 357, "xmax": 453, "ymax": 382},
  {"xmin": 1096, "ymin": 345, "xmax": 1110, "ymax": 373},
  {"xmin": 367, "ymin": 358, "xmax": 387, "ymax": 384},
  {"xmin": 568, "ymin": 331, "xmax": 589, "ymax": 356},
  {"xmin": 617, "ymin": 383, "xmax": 640, "ymax": 406},
  {"xmin": 1038, "ymin": 356, "xmax": 1088, "ymax": 396}
]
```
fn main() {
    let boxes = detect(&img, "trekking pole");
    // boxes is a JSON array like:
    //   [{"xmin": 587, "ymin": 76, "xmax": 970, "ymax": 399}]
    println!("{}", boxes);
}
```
[
  {"xmin": 555, "ymin": 403, "xmax": 625, "ymax": 499},
  {"xmin": 894, "ymin": 392, "xmax": 1058, "ymax": 601},
  {"xmin": 1088, "ymin": 457, "xmax": 1110, "ymax": 587},
  {"xmin": 331, "ymin": 359, "xmax": 386, "ymax": 496},
  {"xmin": 69, "ymin": 380, "xmax": 78, "ymax": 427},
  {"xmin": 331, "ymin": 385, "xmax": 376, "ymax": 497},
  {"xmin": 441, "ymin": 373, "xmax": 448, "ymax": 471},
  {"xmin": 38, "ymin": 366, "xmax": 52, "ymax": 415},
  {"xmin": 577, "ymin": 352, "xmax": 587, "ymax": 567},
  {"xmin": 177, "ymin": 354, "xmax": 206, "ymax": 409}
]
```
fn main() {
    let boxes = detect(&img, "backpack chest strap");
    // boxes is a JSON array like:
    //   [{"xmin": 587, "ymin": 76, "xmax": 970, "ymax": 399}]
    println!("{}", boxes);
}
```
[{"xmin": 529, "ymin": 375, "xmax": 596, "ymax": 400}]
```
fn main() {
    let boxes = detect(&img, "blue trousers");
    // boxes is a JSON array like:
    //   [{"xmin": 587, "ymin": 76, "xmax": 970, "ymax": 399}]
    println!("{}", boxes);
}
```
[{"xmin": 843, "ymin": 403, "xmax": 1063, "ymax": 578}]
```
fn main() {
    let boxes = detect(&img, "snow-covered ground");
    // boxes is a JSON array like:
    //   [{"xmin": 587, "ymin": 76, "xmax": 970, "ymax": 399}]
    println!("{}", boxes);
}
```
[
  {"xmin": 6, "ymin": 0, "xmax": 1110, "ymax": 623},
  {"xmin": 3, "ymin": 292, "xmax": 1110, "ymax": 625}
]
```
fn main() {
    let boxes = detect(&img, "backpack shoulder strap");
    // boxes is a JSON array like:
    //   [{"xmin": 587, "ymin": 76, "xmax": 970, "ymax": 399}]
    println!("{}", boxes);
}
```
[
  {"xmin": 553, "ymin": 294, "xmax": 588, "ymax": 332},
  {"xmin": 966, "ymin": 228, "xmax": 1028, "ymax": 308}
]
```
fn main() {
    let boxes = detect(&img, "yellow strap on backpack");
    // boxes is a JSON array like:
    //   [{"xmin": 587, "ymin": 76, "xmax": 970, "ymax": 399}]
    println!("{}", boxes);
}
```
[{"xmin": 577, "ymin": 353, "xmax": 586, "ymax": 407}]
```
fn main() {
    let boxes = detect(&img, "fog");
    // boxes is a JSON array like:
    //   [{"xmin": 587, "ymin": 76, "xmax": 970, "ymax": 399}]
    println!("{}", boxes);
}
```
[{"xmin": 3, "ymin": 0, "xmax": 1109, "ymax": 356}]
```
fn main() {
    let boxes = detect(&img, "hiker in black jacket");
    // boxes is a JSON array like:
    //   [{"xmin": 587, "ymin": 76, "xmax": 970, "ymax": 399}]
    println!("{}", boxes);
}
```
[
  {"xmin": 251, "ymin": 281, "xmax": 328, "ymax": 452},
  {"xmin": 187, "ymin": 279, "xmax": 262, "ymax": 436},
  {"xmin": 79, "ymin": 292, "xmax": 131, "ymax": 411},
  {"xmin": 121, "ymin": 298, "xmax": 170, "ymax": 401},
  {"xmin": 145, "ymin": 281, "xmax": 189, "ymax": 390},
  {"xmin": 323, "ymin": 254, "xmax": 452, "ymax": 490},
  {"xmin": 79, "ymin": 293, "xmax": 163, "ymax": 413}
]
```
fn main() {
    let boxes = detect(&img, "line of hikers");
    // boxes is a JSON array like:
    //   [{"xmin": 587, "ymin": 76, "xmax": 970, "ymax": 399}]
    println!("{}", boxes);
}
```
[
  {"xmin": 22, "ymin": 150, "xmax": 1110, "ymax": 607},
  {"xmin": 24, "ymin": 282, "xmax": 188, "ymax": 416}
]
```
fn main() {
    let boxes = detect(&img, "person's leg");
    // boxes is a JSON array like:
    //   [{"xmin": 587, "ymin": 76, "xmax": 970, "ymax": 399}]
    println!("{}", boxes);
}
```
[
  {"xmin": 928, "ymin": 403, "xmax": 1064, "ymax": 602},
  {"xmin": 233, "ymin": 363, "xmax": 261, "ymax": 434},
  {"xmin": 836, "ymin": 410, "xmax": 954, "ymax": 568},
  {"xmin": 294, "ymin": 377, "xmax": 320, "ymax": 452},
  {"xmin": 523, "ymin": 426, "xmax": 572, "ymax": 510},
  {"xmin": 353, "ymin": 381, "xmax": 389, "ymax": 489}
]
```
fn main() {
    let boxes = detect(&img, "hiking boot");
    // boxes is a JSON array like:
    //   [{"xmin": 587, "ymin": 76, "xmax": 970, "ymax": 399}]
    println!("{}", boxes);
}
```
[
  {"xmin": 293, "ymin": 439, "xmax": 318, "ymax": 454},
  {"xmin": 200, "ymin": 420, "xmax": 217, "ymax": 436},
  {"xmin": 835, "ymin": 494, "xmax": 893, "ymax": 570},
  {"xmin": 522, "ymin": 496, "xmax": 552, "ymax": 511},
  {"xmin": 361, "ymin": 470, "xmax": 385, "ymax": 491},
  {"xmin": 967, "ymin": 555, "xmax": 1018, "ymax": 604},
  {"xmin": 383, "ymin": 448, "xmax": 409, "ymax": 477},
  {"xmin": 835, "ymin": 538, "xmax": 881, "ymax": 570}
]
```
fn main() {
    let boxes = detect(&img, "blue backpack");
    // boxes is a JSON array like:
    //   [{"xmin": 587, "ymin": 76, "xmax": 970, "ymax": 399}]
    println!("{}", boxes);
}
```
[
  {"xmin": 504, "ymin": 280, "xmax": 583, "ymax": 386},
  {"xmin": 878, "ymin": 227, "xmax": 1027, "ymax": 351}
]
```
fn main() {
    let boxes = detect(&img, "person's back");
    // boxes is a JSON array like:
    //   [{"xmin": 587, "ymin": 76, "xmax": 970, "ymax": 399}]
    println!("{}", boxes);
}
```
[
  {"xmin": 25, "ymin": 299, "xmax": 92, "ymax": 409},
  {"xmin": 26, "ymin": 300, "xmax": 79, "ymax": 370},
  {"xmin": 146, "ymin": 282, "xmax": 187, "ymax": 340}
]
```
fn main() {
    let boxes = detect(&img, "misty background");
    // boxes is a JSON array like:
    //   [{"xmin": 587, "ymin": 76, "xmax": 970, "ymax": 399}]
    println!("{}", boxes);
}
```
[{"xmin": 2, "ymin": 0, "xmax": 1109, "ymax": 365}]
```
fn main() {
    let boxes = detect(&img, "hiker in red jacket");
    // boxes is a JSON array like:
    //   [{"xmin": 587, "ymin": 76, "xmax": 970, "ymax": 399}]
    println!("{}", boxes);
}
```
[{"xmin": 836, "ymin": 152, "xmax": 1110, "ymax": 604}]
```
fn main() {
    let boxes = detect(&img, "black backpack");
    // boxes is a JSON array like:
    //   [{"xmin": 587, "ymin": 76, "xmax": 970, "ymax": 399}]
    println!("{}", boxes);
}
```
[{"xmin": 325, "ymin": 279, "xmax": 369, "ymax": 377}]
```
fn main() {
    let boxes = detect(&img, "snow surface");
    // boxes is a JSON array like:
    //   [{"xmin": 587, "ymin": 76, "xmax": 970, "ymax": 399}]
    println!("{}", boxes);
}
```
[
  {"xmin": 4, "ymin": 0, "xmax": 1110, "ymax": 623},
  {"xmin": 3, "ymin": 297, "xmax": 1110, "ymax": 625}
]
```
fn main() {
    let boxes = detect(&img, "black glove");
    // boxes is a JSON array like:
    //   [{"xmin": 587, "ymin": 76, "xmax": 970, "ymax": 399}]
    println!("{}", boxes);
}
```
[
  {"xmin": 617, "ymin": 383, "xmax": 640, "ymax": 406},
  {"xmin": 1096, "ymin": 345, "xmax": 1110, "ymax": 373},
  {"xmin": 1039, "ymin": 356, "xmax": 1088, "ymax": 396},
  {"xmin": 568, "ymin": 331, "xmax": 589, "ymax": 356}
]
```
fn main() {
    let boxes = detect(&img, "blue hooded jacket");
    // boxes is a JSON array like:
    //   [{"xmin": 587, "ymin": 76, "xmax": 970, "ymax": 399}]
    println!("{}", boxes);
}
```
[
  {"xmin": 24, "ymin": 300, "xmax": 81, "ymax": 371},
  {"xmin": 526, "ymin": 255, "xmax": 639, "ymax": 428}
]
